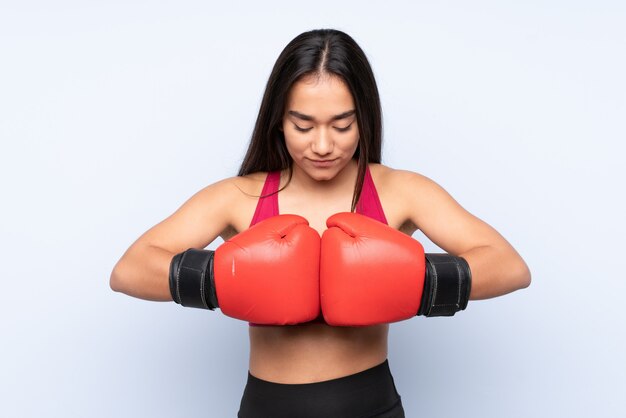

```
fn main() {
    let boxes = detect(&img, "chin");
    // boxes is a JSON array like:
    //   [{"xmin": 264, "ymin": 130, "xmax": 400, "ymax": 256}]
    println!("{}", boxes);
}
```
[
  {"xmin": 316, "ymin": 174, "xmax": 337, "ymax": 182},
  {"xmin": 294, "ymin": 158, "xmax": 351, "ymax": 182},
  {"xmin": 305, "ymin": 169, "xmax": 337, "ymax": 182}
]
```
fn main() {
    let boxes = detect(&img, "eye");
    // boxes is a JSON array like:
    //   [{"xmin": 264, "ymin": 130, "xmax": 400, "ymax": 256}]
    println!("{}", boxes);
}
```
[
  {"xmin": 335, "ymin": 123, "xmax": 353, "ymax": 133},
  {"xmin": 294, "ymin": 124, "xmax": 312, "ymax": 132}
]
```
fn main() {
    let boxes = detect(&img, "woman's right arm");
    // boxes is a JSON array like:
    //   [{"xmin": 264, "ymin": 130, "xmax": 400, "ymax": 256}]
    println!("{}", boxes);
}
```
[{"xmin": 109, "ymin": 178, "xmax": 239, "ymax": 301}]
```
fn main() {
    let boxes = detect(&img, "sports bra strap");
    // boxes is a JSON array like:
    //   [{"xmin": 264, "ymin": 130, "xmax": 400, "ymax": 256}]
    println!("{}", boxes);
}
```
[
  {"xmin": 249, "ymin": 171, "xmax": 281, "ymax": 228},
  {"xmin": 356, "ymin": 167, "xmax": 388, "ymax": 225},
  {"xmin": 249, "ymin": 165, "xmax": 388, "ymax": 228}
]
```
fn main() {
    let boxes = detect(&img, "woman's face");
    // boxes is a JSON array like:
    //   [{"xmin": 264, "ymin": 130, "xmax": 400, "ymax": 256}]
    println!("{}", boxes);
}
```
[{"xmin": 282, "ymin": 74, "xmax": 359, "ymax": 182}]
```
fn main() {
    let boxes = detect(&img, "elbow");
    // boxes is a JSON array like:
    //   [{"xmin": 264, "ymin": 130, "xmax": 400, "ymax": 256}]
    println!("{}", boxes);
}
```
[
  {"xmin": 109, "ymin": 270, "xmax": 121, "ymax": 293},
  {"xmin": 468, "ymin": 251, "xmax": 531, "ymax": 300},
  {"xmin": 514, "ymin": 259, "xmax": 532, "ymax": 291},
  {"xmin": 109, "ymin": 264, "xmax": 127, "ymax": 294}
]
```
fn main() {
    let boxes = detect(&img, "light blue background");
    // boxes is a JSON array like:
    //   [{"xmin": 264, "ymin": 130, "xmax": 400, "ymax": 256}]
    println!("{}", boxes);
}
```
[{"xmin": 1, "ymin": 1, "xmax": 624, "ymax": 417}]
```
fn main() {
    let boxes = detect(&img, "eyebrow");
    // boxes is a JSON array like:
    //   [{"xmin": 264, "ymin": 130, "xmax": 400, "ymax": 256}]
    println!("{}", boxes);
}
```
[{"xmin": 288, "ymin": 109, "xmax": 356, "ymax": 122}]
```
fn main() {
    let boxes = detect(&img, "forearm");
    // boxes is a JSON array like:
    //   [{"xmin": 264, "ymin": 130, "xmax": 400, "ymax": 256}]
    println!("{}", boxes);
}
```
[
  {"xmin": 110, "ymin": 245, "xmax": 176, "ymax": 302},
  {"xmin": 459, "ymin": 245, "xmax": 531, "ymax": 300}
]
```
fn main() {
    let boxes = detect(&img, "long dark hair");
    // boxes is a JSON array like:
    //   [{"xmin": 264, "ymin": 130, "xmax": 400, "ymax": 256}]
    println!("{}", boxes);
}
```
[{"xmin": 237, "ymin": 28, "xmax": 383, "ymax": 211}]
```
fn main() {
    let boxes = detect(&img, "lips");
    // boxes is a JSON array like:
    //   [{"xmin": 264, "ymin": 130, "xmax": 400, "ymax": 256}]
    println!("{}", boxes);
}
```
[{"xmin": 309, "ymin": 158, "xmax": 337, "ymax": 167}]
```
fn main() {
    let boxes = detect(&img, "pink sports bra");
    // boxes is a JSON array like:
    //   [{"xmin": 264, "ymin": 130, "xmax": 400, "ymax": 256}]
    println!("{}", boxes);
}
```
[{"xmin": 248, "ymin": 165, "xmax": 388, "ymax": 326}]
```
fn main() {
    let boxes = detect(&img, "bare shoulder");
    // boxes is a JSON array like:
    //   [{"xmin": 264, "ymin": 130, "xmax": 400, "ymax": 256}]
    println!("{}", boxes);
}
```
[
  {"xmin": 371, "ymin": 164, "xmax": 448, "ymax": 205},
  {"xmin": 376, "ymin": 165, "xmax": 505, "ymax": 255},
  {"xmin": 132, "ymin": 173, "xmax": 269, "ymax": 252},
  {"xmin": 370, "ymin": 164, "xmax": 432, "ymax": 188},
  {"xmin": 390, "ymin": 169, "xmax": 456, "ymax": 223},
  {"xmin": 198, "ymin": 171, "xmax": 268, "ymax": 203},
  {"xmin": 206, "ymin": 172, "xmax": 267, "ymax": 216},
  {"xmin": 227, "ymin": 171, "xmax": 268, "ymax": 195},
  {"xmin": 367, "ymin": 164, "xmax": 435, "ymax": 232},
  {"xmin": 216, "ymin": 171, "xmax": 273, "ymax": 239}
]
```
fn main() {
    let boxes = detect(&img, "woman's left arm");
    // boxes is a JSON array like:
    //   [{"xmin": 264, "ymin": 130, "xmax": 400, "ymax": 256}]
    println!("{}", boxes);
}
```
[{"xmin": 399, "ymin": 170, "xmax": 531, "ymax": 300}]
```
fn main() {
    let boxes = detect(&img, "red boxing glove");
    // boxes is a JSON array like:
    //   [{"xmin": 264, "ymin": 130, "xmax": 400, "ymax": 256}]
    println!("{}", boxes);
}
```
[
  {"xmin": 320, "ymin": 212, "xmax": 471, "ymax": 326},
  {"xmin": 171, "ymin": 215, "xmax": 321, "ymax": 325},
  {"xmin": 321, "ymin": 212, "xmax": 426, "ymax": 326},
  {"xmin": 215, "ymin": 214, "xmax": 321, "ymax": 325}
]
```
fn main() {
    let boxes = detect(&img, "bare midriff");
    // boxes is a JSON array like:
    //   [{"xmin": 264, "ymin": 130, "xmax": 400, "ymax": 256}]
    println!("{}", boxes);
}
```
[{"xmin": 248, "ymin": 323, "xmax": 389, "ymax": 384}]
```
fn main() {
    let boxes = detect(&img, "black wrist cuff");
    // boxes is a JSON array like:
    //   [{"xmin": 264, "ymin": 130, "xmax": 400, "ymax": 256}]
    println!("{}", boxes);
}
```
[
  {"xmin": 169, "ymin": 248, "xmax": 218, "ymax": 310},
  {"xmin": 418, "ymin": 253, "xmax": 472, "ymax": 317}
]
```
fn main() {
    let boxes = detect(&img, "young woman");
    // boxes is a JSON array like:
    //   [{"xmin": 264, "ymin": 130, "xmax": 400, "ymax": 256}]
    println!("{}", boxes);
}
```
[{"xmin": 110, "ymin": 28, "xmax": 531, "ymax": 418}]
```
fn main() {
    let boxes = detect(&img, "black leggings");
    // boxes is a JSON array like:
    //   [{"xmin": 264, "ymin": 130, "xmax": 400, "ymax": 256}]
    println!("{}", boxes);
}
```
[{"xmin": 237, "ymin": 359, "xmax": 405, "ymax": 418}]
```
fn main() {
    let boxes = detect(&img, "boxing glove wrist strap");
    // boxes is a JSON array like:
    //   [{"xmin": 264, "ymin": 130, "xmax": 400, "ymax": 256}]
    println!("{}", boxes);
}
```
[
  {"xmin": 169, "ymin": 248, "xmax": 219, "ymax": 310},
  {"xmin": 418, "ymin": 253, "xmax": 472, "ymax": 317}
]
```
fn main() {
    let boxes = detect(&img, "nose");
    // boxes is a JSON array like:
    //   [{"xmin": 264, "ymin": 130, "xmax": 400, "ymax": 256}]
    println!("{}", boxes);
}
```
[{"xmin": 311, "ymin": 127, "xmax": 334, "ymax": 156}]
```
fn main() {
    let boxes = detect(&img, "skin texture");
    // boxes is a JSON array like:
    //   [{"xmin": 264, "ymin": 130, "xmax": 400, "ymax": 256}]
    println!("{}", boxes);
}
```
[{"xmin": 110, "ymin": 73, "xmax": 531, "ymax": 384}]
